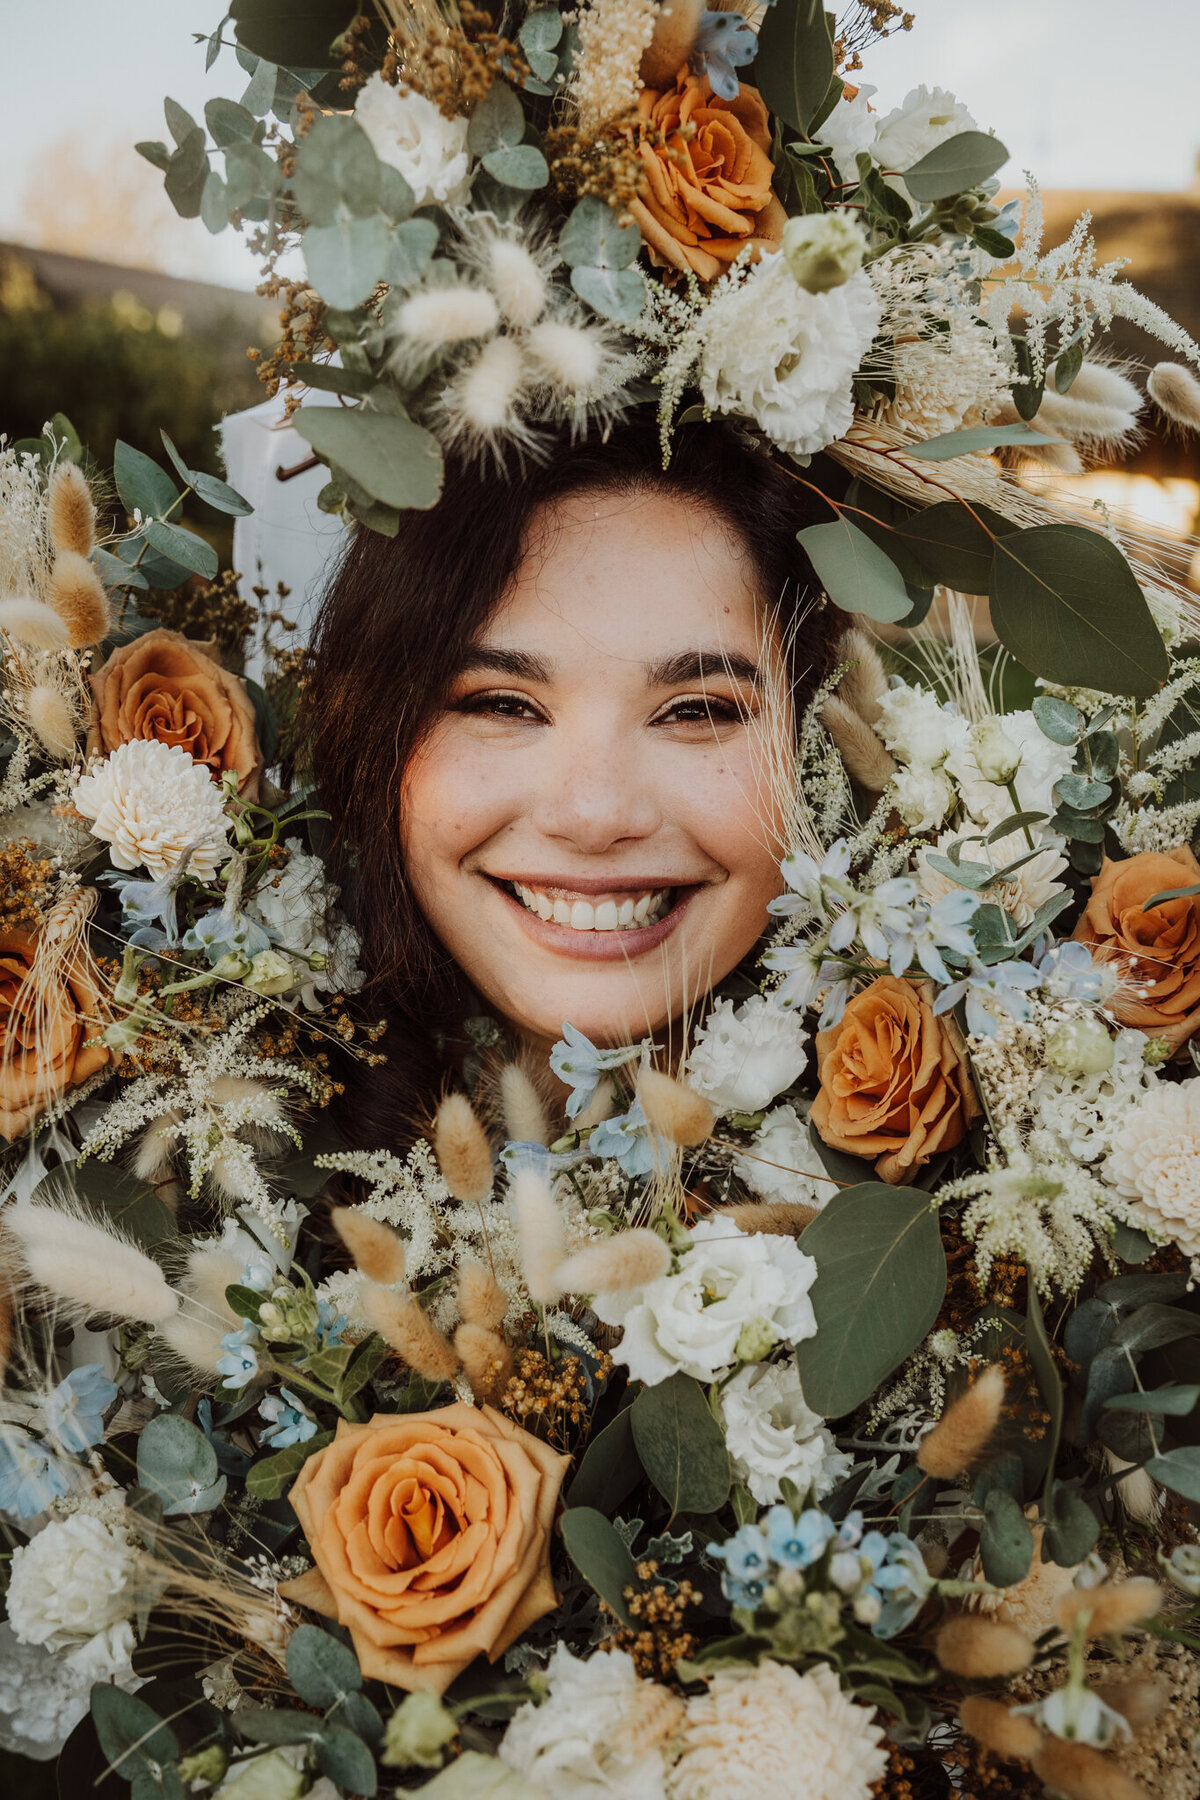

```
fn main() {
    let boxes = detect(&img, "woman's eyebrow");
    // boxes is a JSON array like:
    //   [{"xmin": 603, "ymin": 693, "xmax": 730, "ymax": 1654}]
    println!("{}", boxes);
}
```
[
  {"xmin": 645, "ymin": 649, "xmax": 761, "ymax": 686},
  {"xmin": 457, "ymin": 647, "xmax": 554, "ymax": 680}
]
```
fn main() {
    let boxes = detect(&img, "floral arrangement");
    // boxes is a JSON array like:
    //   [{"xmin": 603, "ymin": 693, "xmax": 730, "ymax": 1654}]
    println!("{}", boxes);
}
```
[{"xmin": 8, "ymin": 5, "xmax": 1200, "ymax": 1800}]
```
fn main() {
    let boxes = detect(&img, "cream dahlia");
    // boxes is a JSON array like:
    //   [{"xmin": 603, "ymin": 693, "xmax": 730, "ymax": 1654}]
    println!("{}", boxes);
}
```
[
  {"xmin": 668, "ymin": 1661, "xmax": 888, "ymax": 1800},
  {"xmin": 1108, "ymin": 1082, "xmax": 1200, "ymax": 1256},
  {"xmin": 72, "ymin": 739, "xmax": 230, "ymax": 880}
]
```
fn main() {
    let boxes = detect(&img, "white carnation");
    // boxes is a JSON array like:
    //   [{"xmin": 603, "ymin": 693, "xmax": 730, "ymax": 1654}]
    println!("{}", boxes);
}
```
[
  {"xmin": 668, "ymin": 1661, "xmax": 887, "ymax": 1800},
  {"xmin": 874, "ymin": 682, "xmax": 966, "ymax": 770},
  {"xmin": 247, "ymin": 837, "xmax": 363, "ymax": 1008},
  {"xmin": 943, "ymin": 709, "xmax": 1073, "ymax": 831},
  {"xmin": 353, "ymin": 74, "xmax": 470, "ymax": 207},
  {"xmin": 871, "ymin": 85, "xmax": 979, "ymax": 184},
  {"xmin": 687, "ymin": 995, "xmax": 808, "ymax": 1116},
  {"xmin": 72, "ymin": 739, "xmax": 229, "ymax": 880},
  {"xmin": 891, "ymin": 765, "xmax": 955, "ymax": 832},
  {"xmin": 719, "ymin": 1361, "xmax": 849, "ymax": 1506},
  {"xmin": 0, "ymin": 1625, "xmax": 98, "ymax": 1760},
  {"xmin": 7, "ymin": 1510, "xmax": 137, "ymax": 1653},
  {"xmin": 499, "ymin": 1645, "xmax": 678, "ymax": 1799},
  {"xmin": 698, "ymin": 256, "xmax": 880, "ymax": 459},
  {"xmin": 733, "ymin": 1104, "xmax": 829, "ymax": 1208},
  {"xmin": 594, "ymin": 1217, "xmax": 818, "ymax": 1386}
]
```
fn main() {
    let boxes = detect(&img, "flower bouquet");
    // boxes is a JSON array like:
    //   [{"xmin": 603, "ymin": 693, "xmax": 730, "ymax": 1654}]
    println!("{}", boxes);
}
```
[{"xmin": 7, "ymin": 4, "xmax": 1200, "ymax": 1800}]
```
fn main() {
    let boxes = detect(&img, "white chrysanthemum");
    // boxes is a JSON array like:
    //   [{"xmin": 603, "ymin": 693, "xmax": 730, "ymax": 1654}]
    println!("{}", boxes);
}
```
[
  {"xmin": 353, "ymin": 73, "xmax": 470, "ymax": 206},
  {"xmin": 872, "ymin": 85, "xmax": 979, "ymax": 184},
  {"xmin": 1108, "ymin": 1083, "xmax": 1200, "ymax": 1256},
  {"xmin": 943, "ymin": 709, "xmax": 1074, "ymax": 831},
  {"xmin": 719, "ymin": 1361, "xmax": 850, "ymax": 1506},
  {"xmin": 668, "ymin": 1661, "xmax": 888, "ymax": 1800},
  {"xmin": 874, "ymin": 682, "xmax": 966, "ymax": 770},
  {"xmin": 593, "ymin": 1216, "xmax": 818, "ymax": 1386},
  {"xmin": 916, "ymin": 828, "xmax": 1068, "ymax": 928},
  {"xmin": 686, "ymin": 995, "xmax": 808, "ymax": 1115},
  {"xmin": 891, "ymin": 765, "xmax": 956, "ymax": 832},
  {"xmin": 732, "ymin": 1104, "xmax": 829, "ymax": 1208},
  {"xmin": 884, "ymin": 314, "xmax": 1013, "ymax": 438},
  {"xmin": 698, "ymin": 256, "xmax": 880, "ymax": 459},
  {"xmin": 7, "ymin": 1511, "xmax": 137, "ymax": 1653},
  {"xmin": 247, "ymin": 836, "xmax": 363, "ymax": 1008},
  {"xmin": 71, "ymin": 739, "xmax": 229, "ymax": 880},
  {"xmin": 499, "ymin": 1645, "xmax": 679, "ymax": 1799}
]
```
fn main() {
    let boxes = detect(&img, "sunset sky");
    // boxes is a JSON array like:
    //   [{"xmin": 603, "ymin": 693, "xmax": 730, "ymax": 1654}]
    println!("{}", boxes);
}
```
[{"xmin": 3, "ymin": 0, "xmax": 1198, "ymax": 286}]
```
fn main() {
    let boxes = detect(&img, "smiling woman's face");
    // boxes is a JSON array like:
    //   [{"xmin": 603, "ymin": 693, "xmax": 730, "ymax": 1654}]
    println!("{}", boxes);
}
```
[{"xmin": 400, "ymin": 486, "xmax": 791, "ymax": 1050}]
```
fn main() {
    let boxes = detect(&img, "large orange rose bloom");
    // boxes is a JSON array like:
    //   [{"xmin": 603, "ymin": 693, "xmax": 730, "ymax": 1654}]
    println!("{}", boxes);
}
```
[
  {"xmin": 1072, "ymin": 845, "xmax": 1200, "ymax": 1051},
  {"xmin": 810, "ymin": 975, "xmax": 980, "ymax": 1185},
  {"xmin": 279, "ymin": 1406, "xmax": 570, "ymax": 1695},
  {"xmin": 0, "ymin": 929, "xmax": 109, "ymax": 1140},
  {"xmin": 88, "ymin": 627, "xmax": 262, "ymax": 799},
  {"xmin": 630, "ymin": 70, "xmax": 787, "ymax": 281}
]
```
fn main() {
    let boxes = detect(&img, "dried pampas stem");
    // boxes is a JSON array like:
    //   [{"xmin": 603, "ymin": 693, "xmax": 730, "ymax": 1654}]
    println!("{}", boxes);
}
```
[
  {"xmin": 434, "ymin": 1093, "xmax": 495, "ymax": 1203},
  {"xmin": 512, "ymin": 1166, "xmax": 566, "ymax": 1305},
  {"xmin": 8, "ymin": 1201, "xmax": 179, "ymax": 1325},
  {"xmin": 331, "ymin": 1206, "xmax": 406, "ymax": 1286},
  {"xmin": 46, "ymin": 462, "xmax": 97, "ymax": 557},
  {"xmin": 1032, "ymin": 1738, "xmax": 1150, "ymax": 1800},
  {"xmin": 935, "ymin": 1615, "xmax": 1034, "ymax": 1678},
  {"xmin": 917, "ymin": 1364, "xmax": 1005, "ymax": 1479},
  {"xmin": 457, "ymin": 1258, "xmax": 508, "ymax": 1330},
  {"xmin": 499, "ymin": 1064, "xmax": 550, "ymax": 1146},
  {"xmin": 453, "ymin": 1321, "xmax": 514, "ymax": 1402},
  {"xmin": 957, "ymin": 1695, "xmax": 1042, "ymax": 1763},
  {"xmin": 133, "ymin": 1110, "xmax": 181, "ymax": 1185},
  {"xmin": 713, "ymin": 1200, "xmax": 819, "ymax": 1237},
  {"xmin": 47, "ymin": 551, "xmax": 111, "ymax": 648},
  {"xmin": 833, "ymin": 627, "xmax": 888, "ymax": 726},
  {"xmin": 1054, "ymin": 1578, "xmax": 1163, "ymax": 1639},
  {"xmin": 3, "ymin": 889, "xmax": 107, "ymax": 1140},
  {"xmin": 1148, "ymin": 361, "xmax": 1200, "ymax": 432},
  {"xmin": 360, "ymin": 1281, "xmax": 460, "ymax": 1382},
  {"xmin": 637, "ymin": 1067, "xmax": 714, "ymax": 1146},
  {"xmin": 820, "ymin": 693, "xmax": 897, "ymax": 792},
  {"xmin": 0, "ymin": 595, "xmax": 71, "ymax": 651},
  {"xmin": 640, "ymin": 0, "xmax": 703, "ymax": 86},
  {"xmin": 26, "ymin": 684, "xmax": 79, "ymax": 759},
  {"xmin": 1092, "ymin": 1679, "xmax": 1167, "ymax": 1731},
  {"xmin": 554, "ymin": 1227, "xmax": 671, "ymax": 1294}
]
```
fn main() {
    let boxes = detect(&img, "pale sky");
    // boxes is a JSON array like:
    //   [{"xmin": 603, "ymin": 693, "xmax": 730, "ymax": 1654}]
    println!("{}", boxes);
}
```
[{"xmin": 2, "ymin": 0, "xmax": 1198, "ymax": 288}]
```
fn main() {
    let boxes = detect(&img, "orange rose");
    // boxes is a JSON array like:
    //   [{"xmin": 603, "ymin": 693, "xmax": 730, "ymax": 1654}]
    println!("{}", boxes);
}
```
[
  {"xmin": 0, "ymin": 929, "xmax": 109, "ymax": 1140},
  {"xmin": 630, "ymin": 70, "xmax": 787, "ymax": 281},
  {"xmin": 278, "ymin": 1406, "xmax": 570, "ymax": 1695},
  {"xmin": 88, "ymin": 627, "xmax": 262, "ymax": 799},
  {"xmin": 1071, "ymin": 845, "xmax": 1200, "ymax": 1051},
  {"xmin": 810, "ymin": 974, "xmax": 980, "ymax": 1185}
]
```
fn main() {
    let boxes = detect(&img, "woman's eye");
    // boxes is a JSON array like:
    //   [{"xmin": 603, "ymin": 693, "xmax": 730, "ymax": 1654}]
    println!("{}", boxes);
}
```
[
  {"xmin": 455, "ymin": 690, "xmax": 544, "ymax": 721},
  {"xmin": 655, "ymin": 695, "xmax": 747, "ymax": 727}
]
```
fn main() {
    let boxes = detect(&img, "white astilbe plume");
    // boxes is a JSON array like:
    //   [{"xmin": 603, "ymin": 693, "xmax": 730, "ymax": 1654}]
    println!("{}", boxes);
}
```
[{"xmin": 7, "ymin": 1198, "xmax": 179, "ymax": 1325}]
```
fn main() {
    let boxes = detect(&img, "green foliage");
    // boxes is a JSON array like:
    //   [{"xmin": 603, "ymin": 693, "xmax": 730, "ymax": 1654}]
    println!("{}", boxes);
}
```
[
  {"xmin": 795, "ymin": 1185, "xmax": 947, "ymax": 1416},
  {"xmin": 979, "ymin": 1488, "xmax": 1033, "ymax": 1585},
  {"xmin": 90, "ymin": 1689, "xmax": 180, "ymax": 1792},
  {"xmin": 247, "ymin": 1429, "xmax": 334, "ymax": 1499},
  {"xmin": 798, "ymin": 516, "xmax": 915, "ymax": 622},
  {"xmin": 566, "ymin": 1404, "xmax": 642, "ymax": 1513},
  {"xmin": 291, "ymin": 404, "xmax": 443, "ymax": 511},
  {"xmin": 230, "ymin": 0, "xmax": 359, "ymax": 67},
  {"xmin": 287, "ymin": 1623, "xmax": 362, "ymax": 1709},
  {"xmin": 901, "ymin": 131, "xmax": 1010, "ymax": 202},
  {"xmin": 754, "ymin": 0, "xmax": 835, "ymax": 137},
  {"xmin": 630, "ymin": 1374, "xmax": 731, "ymax": 1516},
  {"xmin": 560, "ymin": 196, "xmax": 645, "ymax": 322},
  {"xmin": 136, "ymin": 1413, "xmax": 227, "ymax": 1516},
  {"xmin": 560, "ymin": 1506, "xmax": 638, "ymax": 1624},
  {"xmin": 907, "ymin": 422, "xmax": 1066, "ymax": 460}
]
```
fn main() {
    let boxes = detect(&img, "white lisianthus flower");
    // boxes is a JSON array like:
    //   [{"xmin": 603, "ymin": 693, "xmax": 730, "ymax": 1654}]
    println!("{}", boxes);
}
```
[
  {"xmin": 72, "ymin": 739, "xmax": 230, "ymax": 880},
  {"xmin": 353, "ymin": 73, "xmax": 470, "ymax": 206},
  {"xmin": 668, "ymin": 1661, "xmax": 888, "ymax": 1800},
  {"xmin": 891, "ymin": 765, "xmax": 956, "ymax": 832},
  {"xmin": 1108, "ymin": 1082, "xmax": 1200, "ymax": 1257},
  {"xmin": 248, "ymin": 837, "xmax": 364, "ymax": 1008},
  {"xmin": 732, "ymin": 1104, "xmax": 829, "ymax": 1208},
  {"xmin": 686, "ymin": 995, "xmax": 808, "ymax": 1115},
  {"xmin": 593, "ymin": 1217, "xmax": 818, "ymax": 1386},
  {"xmin": 499, "ymin": 1645, "xmax": 679, "ymax": 1799},
  {"xmin": 871, "ymin": 85, "xmax": 979, "ymax": 184},
  {"xmin": 943, "ymin": 710, "xmax": 1074, "ymax": 831},
  {"xmin": 7, "ymin": 1511, "xmax": 137, "ymax": 1655},
  {"xmin": 874, "ymin": 682, "xmax": 966, "ymax": 770},
  {"xmin": 818, "ymin": 83, "xmax": 879, "ymax": 183},
  {"xmin": 719, "ymin": 1362, "xmax": 850, "ymax": 1506},
  {"xmin": 698, "ymin": 255, "xmax": 880, "ymax": 459}
]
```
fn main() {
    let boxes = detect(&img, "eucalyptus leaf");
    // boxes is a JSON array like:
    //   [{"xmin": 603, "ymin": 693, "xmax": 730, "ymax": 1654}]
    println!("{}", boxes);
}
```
[
  {"xmin": 114, "ymin": 440, "xmax": 181, "ymax": 521},
  {"xmin": 136, "ymin": 140, "xmax": 173, "ymax": 174},
  {"xmin": 137, "ymin": 1414, "xmax": 225, "ymax": 1517},
  {"xmin": 1032, "ymin": 694, "xmax": 1081, "ymax": 745},
  {"xmin": 200, "ymin": 170, "xmax": 230, "ymax": 233},
  {"xmin": 1141, "ymin": 881, "xmax": 1200, "ymax": 911},
  {"xmin": 224, "ymin": 140, "xmax": 280, "ymax": 209},
  {"xmin": 560, "ymin": 194, "xmax": 641, "ymax": 270},
  {"xmin": 292, "ymin": 404, "xmax": 443, "ymax": 510},
  {"xmin": 754, "ymin": 0, "xmax": 834, "ymax": 136},
  {"xmin": 316, "ymin": 1725, "xmax": 378, "ymax": 1796},
  {"xmin": 1043, "ymin": 1484, "xmax": 1100, "ymax": 1566},
  {"xmin": 294, "ymin": 115, "xmax": 381, "ymax": 225},
  {"xmin": 1026, "ymin": 1282, "xmax": 1063, "ymax": 1492},
  {"xmin": 481, "ymin": 144, "xmax": 549, "ymax": 190},
  {"xmin": 798, "ymin": 517, "xmax": 914, "ymax": 622},
  {"xmin": 906, "ymin": 422, "xmax": 1066, "ymax": 460},
  {"xmin": 386, "ymin": 216, "xmax": 440, "ymax": 287},
  {"xmin": 631, "ymin": 1373, "xmax": 730, "ymax": 1516},
  {"xmin": 1111, "ymin": 1220, "xmax": 1158, "ymax": 1264},
  {"xmin": 91, "ymin": 1687, "xmax": 179, "ymax": 1781},
  {"xmin": 164, "ymin": 96, "xmax": 200, "ymax": 147},
  {"xmin": 795, "ymin": 1184, "xmax": 946, "ymax": 1417},
  {"xmin": 205, "ymin": 96, "xmax": 257, "ymax": 145},
  {"xmin": 236, "ymin": 1706, "xmax": 323, "ymax": 1745},
  {"xmin": 1055, "ymin": 338, "xmax": 1085, "ymax": 393},
  {"xmin": 560, "ymin": 1506, "xmax": 637, "ymax": 1625},
  {"xmin": 241, "ymin": 54, "xmax": 280, "ymax": 117},
  {"xmin": 287, "ymin": 1622, "xmax": 362, "ymax": 1707},
  {"xmin": 1055, "ymin": 773, "xmax": 1111, "ymax": 811},
  {"xmin": 1112, "ymin": 1304, "xmax": 1200, "ymax": 1355},
  {"xmin": 902, "ymin": 129, "xmax": 1010, "ymax": 201},
  {"xmin": 164, "ymin": 127, "xmax": 210, "ymax": 219},
  {"xmin": 894, "ymin": 499, "xmax": 1015, "ymax": 593},
  {"xmin": 567, "ymin": 1404, "xmax": 641, "ymax": 1513},
  {"xmin": 231, "ymin": 0, "xmax": 358, "ymax": 68},
  {"xmin": 1145, "ymin": 1445, "xmax": 1200, "ymax": 1503},
  {"xmin": 191, "ymin": 469, "xmax": 255, "ymax": 516},
  {"xmin": 95, "ymin": 546, "xmax": 149, "ymax": 591},
  {"xmin": 990, "ymin": 525, "xmax": 1169, "ymax": 697},
  {"xmin": 467, "ymin": 81, "xmax": 525, "ymax": 156},
  {"xmin": 1104, "ymin": 1384, "xmax": 1200, "ymax": 1416},
  {"xmin": 570, "ymin": 264, "xmax": 646, "ymax": 321},
  {"xmin": 520, "ymin": 7, "xmax": 564, "ymax": 55},
  {"xmin": 303, "ymin": 214, "xmax": 388, "ymax": 309},
  {"xmin": 247, "ymin": 1429, "xmax": 333, "ymax": 1499},
  {"xmin": 143, "ymin": 520, "xmax": 219, "ymax": 580},
  {"xmin": 979, "ymin": 1487, "xmax": 1034, "ymax": 1585}
]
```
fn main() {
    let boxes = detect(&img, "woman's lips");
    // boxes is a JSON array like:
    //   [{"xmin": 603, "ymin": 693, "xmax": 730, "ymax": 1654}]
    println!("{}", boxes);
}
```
[{"xmin": 489, "ymin": 878, "xmax": 702, "ymax": 961}]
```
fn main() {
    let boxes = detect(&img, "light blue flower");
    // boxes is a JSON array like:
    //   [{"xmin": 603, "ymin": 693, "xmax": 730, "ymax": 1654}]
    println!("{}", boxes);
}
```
[
  {"xmin": 588, "ymin": 1100, "xmax": 655, "ymax": 1178},
  {"xmin": 762, "ymin": 1505, "xmax": 836, "ymax": 1569},
  {"xmin": 770, "ymin": 840, "xmax": 853, "ymax": 919},
  {"xmin": 1037, "ymin": 939, "xmax": 1108, "ymax": 1002},
  {"xmin": 690, "ymin": 7, "xmax": 758, "ymax": 100},
  {"xmin": 886, "ymin": 891, "xmax": 981, "ymax": 985},
  {"xmin": 713, "ymin": 1523, "xmax": 773, "ymax": 1599},
  {"xmin": 184, "ymin": 901, "xmax": 272, "ymax": 968},
  {"xmin": 42, "ymin": 1363, "xmax": 118, "ymax": 1454},
  {"xmin": 760, "ymin": 940, "xmax": 850, "ymax": 1017},
  {"xmin": 259, "ymin": 1387, "xmax": 318, "ymax": 1449},
  {"xmin": 933, "ymin": 957, "xmax": 1042, "ymax": 1038},
  {"xmin": 549, "ymin": 1022, "xmax": 641, "ymax": 1121},
  {"xmin": 217, "ymin": 1325, "xmax": 261, "ymax": 1391},
  {"xmin": 316, "ymin": 1300, "xmax": 348, "ymax": 1346},
  {"xmin": 0, "ymin": 1428, "xmax": 71, "ymax": 1517},
  {"xmin": 871, "ymin": 1533, "xmax": 934, "ymax": 1638}
]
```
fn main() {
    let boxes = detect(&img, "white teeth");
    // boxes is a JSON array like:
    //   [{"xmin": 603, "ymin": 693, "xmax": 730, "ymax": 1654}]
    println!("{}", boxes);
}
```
[{"xmin": 508, "ymin": 883, "xmax": 674, "ymax": 930}]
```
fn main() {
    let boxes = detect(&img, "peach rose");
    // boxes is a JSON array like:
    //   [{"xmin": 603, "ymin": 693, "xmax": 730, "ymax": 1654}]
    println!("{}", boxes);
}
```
[
  {"xmin": 810, "ymin": 974, "xmax": 980, "ymax": 1185},
  {"xmin": 1072, "ymin": 845, "xmax": 1200, "ymax": 1051},
  {"xmin": 278, "ymin": 1406, "xmax": 570, "ymax": 1695},
  {"xmin": 0, "ymin": 929, "xmax": 109, "ymax": 1140},
  {"xmin": 88, "ymin": 627, "xmax": 262, "ymax": 799},
  {"xmin": 630, "ymin": 70, "xmax": 787, "ymax": 281}
]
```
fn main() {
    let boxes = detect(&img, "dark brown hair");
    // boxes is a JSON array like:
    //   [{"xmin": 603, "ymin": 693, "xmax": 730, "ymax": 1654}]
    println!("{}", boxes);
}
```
[{"xmin": 307, "ymin": 414, "xmax": 833, "ymax": 1149}]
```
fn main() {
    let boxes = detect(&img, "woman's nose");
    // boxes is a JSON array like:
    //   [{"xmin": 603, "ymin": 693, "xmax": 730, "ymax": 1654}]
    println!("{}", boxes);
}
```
[{"xmin": 530, "ymin": 728, "xmax": 662, "ymax": 853}]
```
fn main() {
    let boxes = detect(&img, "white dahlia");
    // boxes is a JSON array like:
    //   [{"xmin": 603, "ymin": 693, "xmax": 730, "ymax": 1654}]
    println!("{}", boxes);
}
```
[
  {"xmin": 72, "ymin": 739, "xmax": 230, "ymax": 880},
  {"xmin": 1108, "ymin": 1082, "xmax": 1200, "ymax": 1257},
  {"xmin": 668, "ymin": 1662, "xmax": 888, "ymax": 1800},
  {"xmin": 697, "ymin": 256, "xmax": 880, "ymax": 459}
]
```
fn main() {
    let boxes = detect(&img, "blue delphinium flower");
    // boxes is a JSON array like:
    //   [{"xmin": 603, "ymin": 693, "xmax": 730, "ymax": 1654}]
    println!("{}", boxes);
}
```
[
  {"xmin": 588, "ymin": 1099, "xmax": 655, "ymax": 1178},
  {"xmin": 690, "ymin": 8, "xmax": 758, "ymax": 100},
  {"xmin": 101, "ymin": 861, "xmax": 191, "ymax": 951},
  {"xmin": 870, "ymin": 1534, "xmax": 935, "ymax": 1637},
  {"xmin": 549, "ymin": 1022, "xmax": 641, "ymax": 1121},
  {"xmin": 259, "ymin": 1387, "xmax": 318, "ymax": 1449},
  {"xmin": 0, "ymin": 1428, "xmax": 71, "ymax": 1518},
  {"xmin": 42, "ymin": 1363, "xmax": 118, "ymax": 1454},
  {"xmin": 711, "ymin": 1523, "xmax": 773, "ymax": 1604},
  {"xmin": 217, "ymin": 1325, "xmax": 261, "ymax": 1391},
  {"xmin": 886, "ymin": 891, "xmax": 981, "ymax": 985},
  {"xmin": 934, "ymin": 956, "xmax": 1042, "ymax": 1038},
  {"xmin": 770, "ymin": 840, "xmax": 853, "ymax": 919}
]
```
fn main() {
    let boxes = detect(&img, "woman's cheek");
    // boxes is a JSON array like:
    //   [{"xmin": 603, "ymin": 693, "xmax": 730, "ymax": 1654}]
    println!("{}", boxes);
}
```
[
  {"xmin": 402, "ymin": 725, "xmax": 521, "ymax": 868},
  {"xmin": 665, "ymin": 740, "xmax": 785, "ymax": 889}
]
